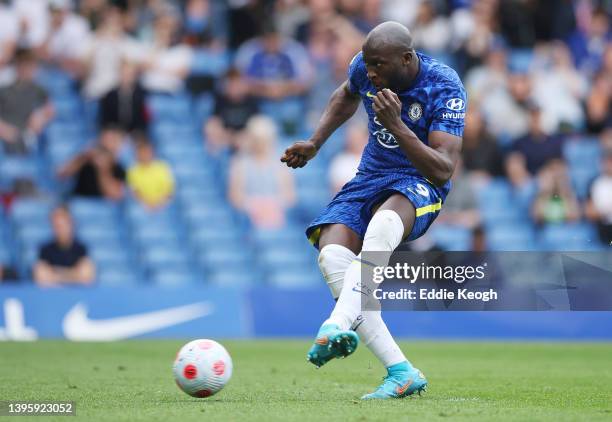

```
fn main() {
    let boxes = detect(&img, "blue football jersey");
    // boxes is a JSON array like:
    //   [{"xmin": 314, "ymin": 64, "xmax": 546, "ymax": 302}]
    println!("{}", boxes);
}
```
[{"xmin": 347, "ymin": 51, "xmax": 467, "ymax": 180}]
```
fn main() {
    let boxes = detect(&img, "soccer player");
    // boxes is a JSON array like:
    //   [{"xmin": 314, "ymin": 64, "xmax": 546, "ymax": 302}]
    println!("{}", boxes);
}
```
[{"xmin": 280, "ymin": 22, "xmax": 466, "ymax": 399}]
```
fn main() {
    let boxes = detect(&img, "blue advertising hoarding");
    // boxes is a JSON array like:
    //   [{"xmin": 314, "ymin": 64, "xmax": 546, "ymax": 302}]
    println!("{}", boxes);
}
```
[{"xmin": 1, "ymin": 285, "xmax": 611, "ymax": 340}]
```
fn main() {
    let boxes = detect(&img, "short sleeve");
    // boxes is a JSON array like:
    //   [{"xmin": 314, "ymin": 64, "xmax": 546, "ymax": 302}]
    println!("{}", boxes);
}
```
[
  {"xmin": 113, "ymin": 164, "xmax": 126, "ymax": 182},
  {"xmin": 74, "ymin": 242, "xmax": 88, "ymax": 260},
  {"xmin": 38, "ymin": 244, "xmax": 52, "ymax": 263},
  {"xmin": 347, "ymin": 52, "xmax": 366, "ymax": 95},
  {"xmin": 429, "ymin": 82, "xmax": 467, "ymax": 137}
]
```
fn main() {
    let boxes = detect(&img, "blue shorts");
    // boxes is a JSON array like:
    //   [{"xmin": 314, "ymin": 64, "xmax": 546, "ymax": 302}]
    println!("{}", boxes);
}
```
[{"xmin": 306, "ymin": 172, "xmax": 449, "ymax": 249}]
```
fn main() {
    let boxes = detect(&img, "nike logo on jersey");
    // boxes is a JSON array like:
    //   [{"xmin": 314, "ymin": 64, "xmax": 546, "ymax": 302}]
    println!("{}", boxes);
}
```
[{"xmin": 366, "ymin": 91, "xmax": 376, "ymax": 98}]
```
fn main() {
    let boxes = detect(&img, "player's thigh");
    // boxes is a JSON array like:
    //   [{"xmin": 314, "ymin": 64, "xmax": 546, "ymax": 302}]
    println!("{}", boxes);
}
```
[
  {"xmin": 318, "ymin": 224, "xmax": 362, "ymax": 255},
  {"xmin": 374, "ymin": 194, "xmax": 416, "ymax": 240}
]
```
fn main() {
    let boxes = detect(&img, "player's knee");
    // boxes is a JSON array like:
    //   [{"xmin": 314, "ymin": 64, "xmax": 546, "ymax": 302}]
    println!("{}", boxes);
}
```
[
  {"xmin": 318, "ymin": 244, "xmax": 356, "ymax": 298},
  {"xmin": 362, "ymin": 210, "xmax": 404, "ymax": 252},
  {"xmin": 318, "ymin": 244, "xmax": 356, "ymax": 276}
]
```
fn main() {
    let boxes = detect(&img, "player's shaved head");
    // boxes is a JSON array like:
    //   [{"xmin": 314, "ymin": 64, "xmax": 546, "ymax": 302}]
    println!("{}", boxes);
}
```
[
  {"xmin": 361, "ymin": 21, "xmax": 419, "ymax": 92},
  {"xmin": 363, "ymin": 21, "xmax": 414, "ymax": 54}
]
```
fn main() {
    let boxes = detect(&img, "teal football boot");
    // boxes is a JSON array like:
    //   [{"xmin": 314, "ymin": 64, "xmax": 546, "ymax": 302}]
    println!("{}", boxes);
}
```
[
  {"xmin": 306, "ymin": 324, "xmax": 359, "ymax": 368},
  {"xmin": 361, "ymin": 361, "xmax": 427, "ymax": 399}
]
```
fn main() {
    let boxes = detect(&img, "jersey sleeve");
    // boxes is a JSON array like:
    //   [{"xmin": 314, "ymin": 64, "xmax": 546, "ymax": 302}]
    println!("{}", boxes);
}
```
[
  {"xmin": 429, "ymin": 82, "xmax": 467, "ymax": 137},
  {"xmin": 347, "ymin": 52, "xmax": 366, "ymax": 95}
]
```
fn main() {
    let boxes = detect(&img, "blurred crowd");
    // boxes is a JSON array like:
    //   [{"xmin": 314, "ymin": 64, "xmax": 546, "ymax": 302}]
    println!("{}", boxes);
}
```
[{"xmin": 0, "ymin": 0, "xmax": 611, "ymax": 285}]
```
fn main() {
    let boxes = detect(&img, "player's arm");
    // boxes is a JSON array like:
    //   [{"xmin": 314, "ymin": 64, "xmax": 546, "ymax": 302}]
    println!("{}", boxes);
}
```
[
  {"xmin": 281, "ymin": 80, "xmax": 360, "ymax": 168},
  {"xmin": 373, "ymin": 89, "xmax": 461, "ymax": 187}
]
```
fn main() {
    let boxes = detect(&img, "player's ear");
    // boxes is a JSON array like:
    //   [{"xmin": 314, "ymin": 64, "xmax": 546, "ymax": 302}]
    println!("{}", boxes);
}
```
[{"xmin": 402, "ymin": 51, "xmax": 412, "ymax": 66}]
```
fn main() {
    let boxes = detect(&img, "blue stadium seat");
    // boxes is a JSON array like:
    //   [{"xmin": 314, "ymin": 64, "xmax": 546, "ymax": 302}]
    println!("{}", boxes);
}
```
[
  {"xmin": 539, "ymin": 223, "xmax": 600, "ymax": 251},
  {"xmin": 252, "ymin": 227, "xmax": 305, "ymax": 247},
  {"xmin": 570, "ymin": 167, "xmax": 600, "ymax": 200},
  {"xmin": 0, "ymin": 157, "xmax": 39, "ymax": 189},
  {"xmin": 142, "ymin": 245, "xmax": 190, "ymax": 267},
  {"xmin": 477, "ymin": 179, "xmax": 512, "ymax": 206},
  {"xmin": 132, "ymin": 226, "xmax": 180, "ymax": 244},
  {"xmin": 190, "ymin": 225, "xmax": 242, "ymax": 246},
  {"xmin": 487, "ymin": 225, "xmax": 535, "ymax": 251},
  {"xmin": 182, "ymin": 204, "xmax": 235, "ymax": 228},
  {"xmin": 10, "ymin": 198, "xmax": 54, "ymax": 224},
  {"xmin": 268, "ymin": 268, "xmax": 322, "ymax": 287},
  {"xmin": 259, "ymin": 247, "xmax": 311, "ymax": 268},
  {"xmin": 151, "ymin": 268, "xmax": 201, "ymax": 287},
  {"xmin": 563, "ymin": 138, "xmax": 601, "ymax": 167},
  {"xmin": 70, "ymin": 198, "xmax": 119, "ymax": 221},
  {"xmin": 207, "ymin": 268, "xmax": 259, "ymax": 286},
  {"xmin": 147, "ymin": 94, "xmax": 191, "ymax": 123},
  {"xmin": 429, "ymin": 224, "xmax": 472, "ymax": 251},
  {"xmin": 97, "ymin": 266, "xmax": 141, "ymax": 286},
  {"xmin": 17, "ymin": 225, "xmax": 52, "ymax": 247},
  {"xmin": 197, "ymin": 248, "xmax": 254, "ymax": 270},
  {"xmin": 77, "ymin": 224, "xmax": 121, "ymax": 243}
]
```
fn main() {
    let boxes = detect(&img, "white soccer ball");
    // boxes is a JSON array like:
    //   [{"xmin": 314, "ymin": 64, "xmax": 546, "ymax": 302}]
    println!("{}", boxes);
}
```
[{"xmin": 173, "ymin": 339, "xmax": 233, "ymax": 398}]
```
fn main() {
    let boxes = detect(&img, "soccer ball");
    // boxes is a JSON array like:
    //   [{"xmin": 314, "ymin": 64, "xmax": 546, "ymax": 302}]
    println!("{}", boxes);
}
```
[{"xmin": 173, "ymin": 339, "xmax": 233, "ymax": 398}]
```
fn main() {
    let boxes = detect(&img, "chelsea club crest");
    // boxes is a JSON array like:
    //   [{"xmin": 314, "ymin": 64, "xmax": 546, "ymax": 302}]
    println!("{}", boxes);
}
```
[{"xmin": 409, "ymin": 103, "xmax": 422, "ymax": 121}]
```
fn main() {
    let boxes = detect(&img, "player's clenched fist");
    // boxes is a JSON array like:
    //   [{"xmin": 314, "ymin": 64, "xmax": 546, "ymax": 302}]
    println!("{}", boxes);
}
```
[
  {"xmin": 280, "ymin": 140, "xmax": 318, "ymax": 168},
  {"xmin": 373, "ymin": 89, "xmax": 402, "ymax": 132}
]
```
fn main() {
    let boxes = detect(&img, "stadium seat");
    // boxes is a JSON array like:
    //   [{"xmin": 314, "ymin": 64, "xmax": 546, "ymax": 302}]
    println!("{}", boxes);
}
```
[
  {"xmin": 539, "ymin": 223, "xmax": 600, "ymax": 251},
  {"xmin": 151, "ymin": 267, "xmax": 202, "ymax": 287},
  {"xmin": 10, "ymin": 198, "xmax": 54, "ymax": 224},
  {"xmin": 268, "ymin": 268, "xmax": 322, "ymax": 288},
  {"xmin": 487, "ymin": 225, "xmax": 536, "ymax": 251},
  {"xmin": 207, "ymin": 268, "xmax": 259, "ymax": 286},
  {"xmin": 97, "ymin": 266, "xmax": 141, "ymax": 286},
  {"xmin": 429, "ymin": 224, "xmax": 472, "ymax": 251}
]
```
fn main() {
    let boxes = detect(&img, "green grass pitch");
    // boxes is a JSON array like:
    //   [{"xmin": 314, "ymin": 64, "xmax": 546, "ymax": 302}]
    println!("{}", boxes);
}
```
[{"xmin": 1, "ymin": 340, "xmax": 611, "ymax": 421}]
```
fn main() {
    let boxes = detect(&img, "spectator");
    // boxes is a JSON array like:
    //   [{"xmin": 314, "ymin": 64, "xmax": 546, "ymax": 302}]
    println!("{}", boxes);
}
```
[
  {"xmin": 461, "ymin": 107, "xmax": 504, "ymax": 182},
  {"xmin": 0, "ymin": 264, "xmax": 18, "ymax": 282},
  {"xmin": 482, "ymin": 71, "xmax": 535, "ymax": 140},
  {"xmin": 329, "ymin": 123, "xmax": 367, "ymax": 194},
  {"xmin": 127, "ymin": 137, "xmax": 175, "ymax": 209},
  {"xmin": 437, "ymin": 158, "xmax": 481, "ymax": 230},
  {"xmin": 228, "ymin": 116, "xmax": 295, "ymax": 229},
  {"xmin": 411, "ymin": 1, "xmax": 451, "ymax": 54},
  {"xmin": 464, "ymin": 41, "xmax": 508, "ymax": 105},
  {"xmin": 0, "ymin": 0, "xmax": 19, "ymax": 85},
  {"xmin": 59, "ymin": 125, "xmax": 126, "ymax": 200},
  {"xmin": 586, "ymin": 149, "xmax": 612, "ymax": 245},
  {"xmin": 567, "ymin": 7, "xmax": 612, "ymax": 76},
  {"xmin": 82, "ymin": 5, "xmax": 142, "ymax": 100},
  {"xmin": 532, "ymin": 161, "xmax": 580, "ymax": 224},
  {"xmin": 505, "ymin": 105, "xmax": 564, "ymax": 188},
  {"xmin": 33, "ymin": 205, "xmax": 95, "ymax": 286},
  {"xmin": 13, "ymin": 0, "xmax": 50, "ymax": 49},
  {"xmin": 141, "ymin": 10, "xmax": 193, "ymax": 94},
  {"xmin": 531, "ymin": 42, "xmax": 588, "ymax": 132},
  {"xmin": 585, "ymin": 70, "xmax": 612, "ymax": 134},
  {"xmin": 235, "ymin": 24, "xmax": 313, "ymax": 132},
  {"xmin": 204, "ymin": 68, "xmax": 259, "ymax": 155},
  {"xmin": 0, "ymin": 48, "xmax": 54, "ymax": 154},
  {"xmin": 38, "ymin": 0, "xmax": 91, "ymax": 78},
  {"xmin": 98, "ymin": 59, "xmax": 148, "ymax": 133}
]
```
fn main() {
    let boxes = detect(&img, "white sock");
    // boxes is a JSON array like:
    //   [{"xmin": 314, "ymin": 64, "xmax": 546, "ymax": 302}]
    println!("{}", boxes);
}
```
[
  {"xmin": 325, "ymin": 210, "xmax": 405, "ymax": 330},
  {"xmin": 318, "ymin": 241, "xmax": 407, "ymax": 367}
]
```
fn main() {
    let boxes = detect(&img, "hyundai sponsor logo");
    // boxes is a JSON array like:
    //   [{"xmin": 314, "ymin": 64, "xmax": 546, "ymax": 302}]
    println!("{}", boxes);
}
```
[{"xmin": 445, "ymin": 98, "xmax": 465, "ymax": 111}]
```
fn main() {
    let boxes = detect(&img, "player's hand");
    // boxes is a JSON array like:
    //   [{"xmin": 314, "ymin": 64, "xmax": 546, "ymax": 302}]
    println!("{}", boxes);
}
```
[
  {"xmin": 373, "ymin": 89, "xmax": 402, "ymax": 132},
  {"xmin": 280, "ymin": 140, "xmax": 318, "ymax": 168}
]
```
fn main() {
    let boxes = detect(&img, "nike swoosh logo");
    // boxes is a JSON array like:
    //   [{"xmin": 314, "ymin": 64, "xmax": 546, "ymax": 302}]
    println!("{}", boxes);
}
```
[
  {"xmin": 62, "ymin": 302, "xmax": 214, "ymax": 341},
  {"xmin": 366, "ymin": 91, "xmax": 376, "ymax": 98}
]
